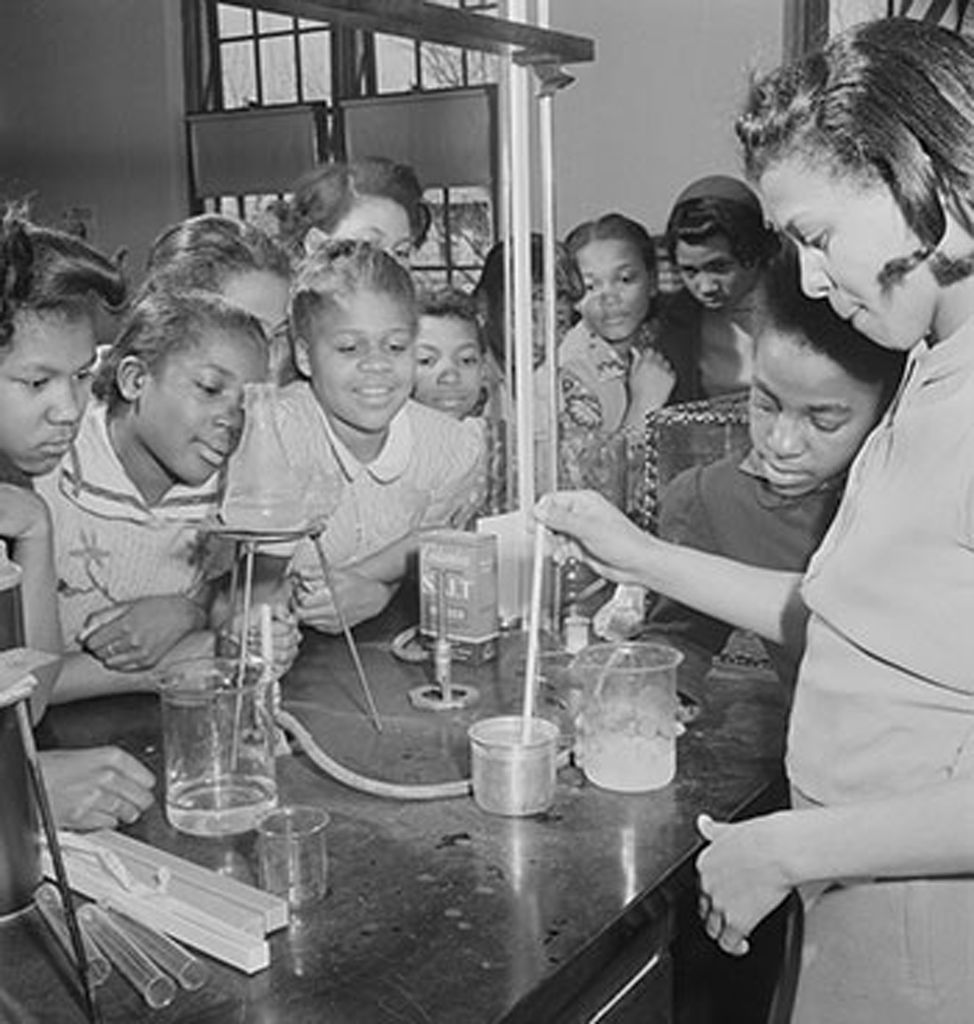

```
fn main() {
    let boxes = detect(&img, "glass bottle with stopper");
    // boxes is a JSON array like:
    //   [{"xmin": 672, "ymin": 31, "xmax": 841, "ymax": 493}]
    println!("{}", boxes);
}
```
[{"xmin": 561, "ymin": 556, "xmax": 591, "ymax": 654}]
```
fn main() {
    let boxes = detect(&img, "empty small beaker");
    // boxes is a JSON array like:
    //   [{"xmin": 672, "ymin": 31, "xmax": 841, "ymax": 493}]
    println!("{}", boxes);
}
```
[
  {"xmin": 468, "ymin": 716, "xmax": 559, "ymax": 816},
  {"xmin": 571, "ymin": 642, "xmax": 684, "ymax": 793},
  {"xmin": 158, "ymin": 658, "xmax": 277, "ymax": 836},
  {"xmin": 256, "ymin": 804, "xmax": 330, "ymax": 908}
]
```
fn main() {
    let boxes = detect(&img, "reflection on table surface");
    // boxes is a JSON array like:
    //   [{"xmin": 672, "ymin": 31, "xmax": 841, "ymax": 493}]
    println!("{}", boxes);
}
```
[{"xmin": 6, "ymin": 608, "xmax": 788, "ymax": 1024}]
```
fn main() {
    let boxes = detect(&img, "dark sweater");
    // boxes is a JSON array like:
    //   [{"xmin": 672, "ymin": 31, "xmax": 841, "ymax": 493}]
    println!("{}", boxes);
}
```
[{"xmin": 641, "ymin": 452, "xmax": 842, "ymax": 698}]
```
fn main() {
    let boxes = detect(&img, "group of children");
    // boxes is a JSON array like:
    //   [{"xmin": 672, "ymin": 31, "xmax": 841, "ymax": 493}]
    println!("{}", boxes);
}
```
[
  {"xmin": 0, "ymin": 141, "xmax": 910, "ymax": 834},
  {"xmin": 0, "ymin": 95, "xmax": 913, "ymax": 841}
]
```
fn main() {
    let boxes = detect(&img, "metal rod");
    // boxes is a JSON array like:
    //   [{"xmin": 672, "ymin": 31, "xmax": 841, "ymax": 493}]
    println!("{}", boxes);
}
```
[
  {"xmin": 231, "ymin": 541, "xmax": 259, "ymax": 768},
  {"xmin": 15, "ymin": 700, "xmax": 100, "ymax": 1024},
  {"xmin": 311, "ymin": 533, "xmax": 383, "ymax": 733},
  {"xmin": 434, "ymin": 570, "xmax": 453, "ymax": 703},
  {"xmin": 509, "ymin": 0, "xmax": 536, "ymax": 518},
  {"xmin": 497, "ymin": 11, "xmax": 516, "ymax": 508},
  {"xmin": 235, "ymin": 540, "xmax": 256, "ymax": 687},
  {"xmin": 538, "ymin": 0, "xmax": 559, "ymax": 498}
]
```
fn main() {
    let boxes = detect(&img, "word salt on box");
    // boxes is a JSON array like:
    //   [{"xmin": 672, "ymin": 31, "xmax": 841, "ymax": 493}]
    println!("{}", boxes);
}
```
[{"xmin": 419, "ymin": 530, "xmax": 499, "ymax": 663}]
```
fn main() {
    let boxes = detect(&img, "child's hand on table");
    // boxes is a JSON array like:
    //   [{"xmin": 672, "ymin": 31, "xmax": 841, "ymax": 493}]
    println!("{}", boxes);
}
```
[
  {"xmin": 40, "ymin": 746, "xmax": 156, "ymax": 831},
  {"xmin": 292, "ymin": 567, "xmax": 392, "ymax": 633},
  {"xmin": 79, "ymin": 595, "xmax": 207, "ymax": 671},
  {"xmin": 225, "ymin": 603, "xmax": 301, "ymax": 677}
]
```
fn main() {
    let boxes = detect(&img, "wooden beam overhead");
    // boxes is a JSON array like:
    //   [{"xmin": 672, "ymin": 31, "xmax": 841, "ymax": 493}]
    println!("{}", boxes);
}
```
[{"xmin": 227, "ymin": 0, "xmax": 594, "ymax": 65}]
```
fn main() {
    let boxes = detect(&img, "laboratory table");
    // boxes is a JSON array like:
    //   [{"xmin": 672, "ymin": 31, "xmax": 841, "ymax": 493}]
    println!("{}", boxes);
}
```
[{"xmin": 0, "ymin": 614, "xmax": 788, "ymax": 1024}]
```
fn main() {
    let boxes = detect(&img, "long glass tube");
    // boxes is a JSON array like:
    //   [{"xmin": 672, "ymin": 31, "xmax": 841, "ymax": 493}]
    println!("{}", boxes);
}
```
[
  {"xmin": 77, "ymin": 904, "xmax": 176, "ymax": 1010},
  {"xmin": 35, "ymin": 884, "xmax": 111, "ymax": 987},
  {"xmin": 105, "ymin": 906, "xmax": 208, "ymax": 991}
]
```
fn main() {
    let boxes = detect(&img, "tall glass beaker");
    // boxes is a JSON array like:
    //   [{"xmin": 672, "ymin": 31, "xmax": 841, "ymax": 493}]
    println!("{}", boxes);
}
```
[
  {"xmin": 159, "ymin": 658, "xmax": 278, "ymax": 836},
  {"xmin": 571, "ymin": 641, "xmax": 683, "ymax": 792}
]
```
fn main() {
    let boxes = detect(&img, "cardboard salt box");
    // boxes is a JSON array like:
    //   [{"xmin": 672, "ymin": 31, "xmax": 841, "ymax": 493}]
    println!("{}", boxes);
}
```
[{"xmin": 419, "ymin": 530, "xmax": 499, "ymax": 664}]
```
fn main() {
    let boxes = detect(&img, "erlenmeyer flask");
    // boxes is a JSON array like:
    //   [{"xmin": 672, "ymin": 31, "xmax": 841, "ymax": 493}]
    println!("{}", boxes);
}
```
[{"xmin": 221, "ymin": 382, "xmax": 307, "ymax": 532}]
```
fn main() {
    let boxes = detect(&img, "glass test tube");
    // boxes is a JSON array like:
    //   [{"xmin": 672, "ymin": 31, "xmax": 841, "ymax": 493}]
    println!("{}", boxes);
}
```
[
  {"xmin": 105, "ymin": 905, "xmax": 208, "ymax": 991},
  {"xmin": 35, "ymin": 883, "xmax": 111, "ymax": 987},
  {"xmin": 77, "ymin": 904, "xmax": 176, "ymax": 1010}
]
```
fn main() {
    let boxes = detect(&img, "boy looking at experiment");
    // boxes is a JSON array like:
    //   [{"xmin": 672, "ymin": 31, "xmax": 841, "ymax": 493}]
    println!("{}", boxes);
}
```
[{"xmin": 610, "ymin": 248, "xmax": 907, "ymax": 698}]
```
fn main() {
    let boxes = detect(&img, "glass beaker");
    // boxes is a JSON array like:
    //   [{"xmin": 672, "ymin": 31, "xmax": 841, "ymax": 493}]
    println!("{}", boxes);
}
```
[
  {"xmin": 158, "ymin": 658, "xmax": 278, "ymax": 836},
  {"xmin": 220, "ymin": 382, "xmax": 307, "ymax": 532},
  {"xmin": 570, "ymin": 641, "xmax": 683, "ymax": 793}
]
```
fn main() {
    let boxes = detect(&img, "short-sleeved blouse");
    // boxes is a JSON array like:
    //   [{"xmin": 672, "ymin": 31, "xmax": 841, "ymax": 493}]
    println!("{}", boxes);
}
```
[{"xmin": 790, "ymin": 323, "xmax": 974, "ymax": 805}]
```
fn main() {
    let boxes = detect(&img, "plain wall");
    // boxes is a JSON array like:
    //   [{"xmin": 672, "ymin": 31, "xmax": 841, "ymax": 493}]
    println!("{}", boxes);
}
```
[
  {"xmin": 552, "ymin": 0, "xmax": 784, "ymax": 236},
  {"xmin": 0, "ymin": 0, "xmax": 186, "ymax": 275}
]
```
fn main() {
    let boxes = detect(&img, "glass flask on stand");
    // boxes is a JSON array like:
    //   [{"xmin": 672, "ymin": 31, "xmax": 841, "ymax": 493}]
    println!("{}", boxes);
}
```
[
  {"xmin": 220, "ymin": 382, "xmax": 308, "ymax": 533},
  {"xmin": 217, "ymin": 382, "xmax": 308, "ymax": 685}
]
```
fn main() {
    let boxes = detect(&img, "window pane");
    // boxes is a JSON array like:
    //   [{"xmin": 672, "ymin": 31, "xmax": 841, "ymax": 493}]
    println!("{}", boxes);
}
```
[
  {"xmin": 375, "ymin": 33, "xmax": 416, "ymax": 93},
  {"xmin": 413, "ymin": 268, "xmax": 449, "ymax": 291},
  {"xmin": 298, "ymin": 17, "xmax": 329, "ymax": 30},
  {"xmin": 212, "ymin": 195, "xmax": 240, "ymax": 217},
  {"xmin": 260, "ymin": 36, "xmax": 298, "ymax": 104},
  {"xmin": 242, "ymin": 194, "xmax": 284, "ymax": 230},
  {"xmin": 258, "ymin": 11, "xmax": 293, "ymax": 33},
  {"xmin": 217, "ymin": 3, "xmax": 251, "ymax": 37},
  {"xmin": 220, "ymin": 40, "xmax": 257, "ymax": 108},
  {"xmin": 465, "ymin": 50, "xmax": 499, "ymax": 85},
  {"xmin": 452, "ymin": 266, "xmax": 481, "ymax": 291},
  {"xmin": 300, "ymin": 30, "xmax": 331, "ymax": 102},
  {"xmin": 413, "ymin": 190, "xmax": 447, "ymax": 267},
  {"xmin": 448, "ymin": 186, "xmax": 493, "ymax": 265},
  {"xmin": 421, "ymin": 42, "xmax": 468, "ymax": 89}
]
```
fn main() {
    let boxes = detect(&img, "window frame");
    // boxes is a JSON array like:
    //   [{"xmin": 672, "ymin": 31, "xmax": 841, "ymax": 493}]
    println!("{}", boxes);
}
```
[{"xmin": 187, "ymin": 0, "xmax": 502, "ymax": 284}]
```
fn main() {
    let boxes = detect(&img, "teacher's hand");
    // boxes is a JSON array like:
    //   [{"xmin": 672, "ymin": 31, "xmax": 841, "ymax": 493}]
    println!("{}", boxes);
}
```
[
  {"xmin": 695, "ymin": 812, "xmax": 795, "ymax": 957},
  {"xmin": 535, "ymin": 490, "xmax": 654, "ymax": 586}
]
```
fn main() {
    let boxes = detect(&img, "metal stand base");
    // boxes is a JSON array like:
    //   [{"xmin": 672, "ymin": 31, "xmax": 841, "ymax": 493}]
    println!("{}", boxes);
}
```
[{"xmin": 408, "ymin": 684, "xmax": 479, "ymax": 711}]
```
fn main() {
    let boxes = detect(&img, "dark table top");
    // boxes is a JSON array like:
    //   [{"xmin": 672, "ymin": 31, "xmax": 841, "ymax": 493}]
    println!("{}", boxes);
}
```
[{"xmin": 0, "ymin": 615, "xmax": 787, "ymax": 1024}]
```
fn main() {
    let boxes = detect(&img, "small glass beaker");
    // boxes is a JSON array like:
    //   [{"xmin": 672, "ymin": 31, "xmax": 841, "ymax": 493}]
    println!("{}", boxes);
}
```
[
  {"xmin": 256, "ymin": 804, "xmax": 330, "ymax": 909},
  {"xmin": 158, "ymin": 658, "xmax": 278, "ymax": 837},
  {"xmin": 570, "ymin": 642, "xmax": 684, "ymax": 793}
]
